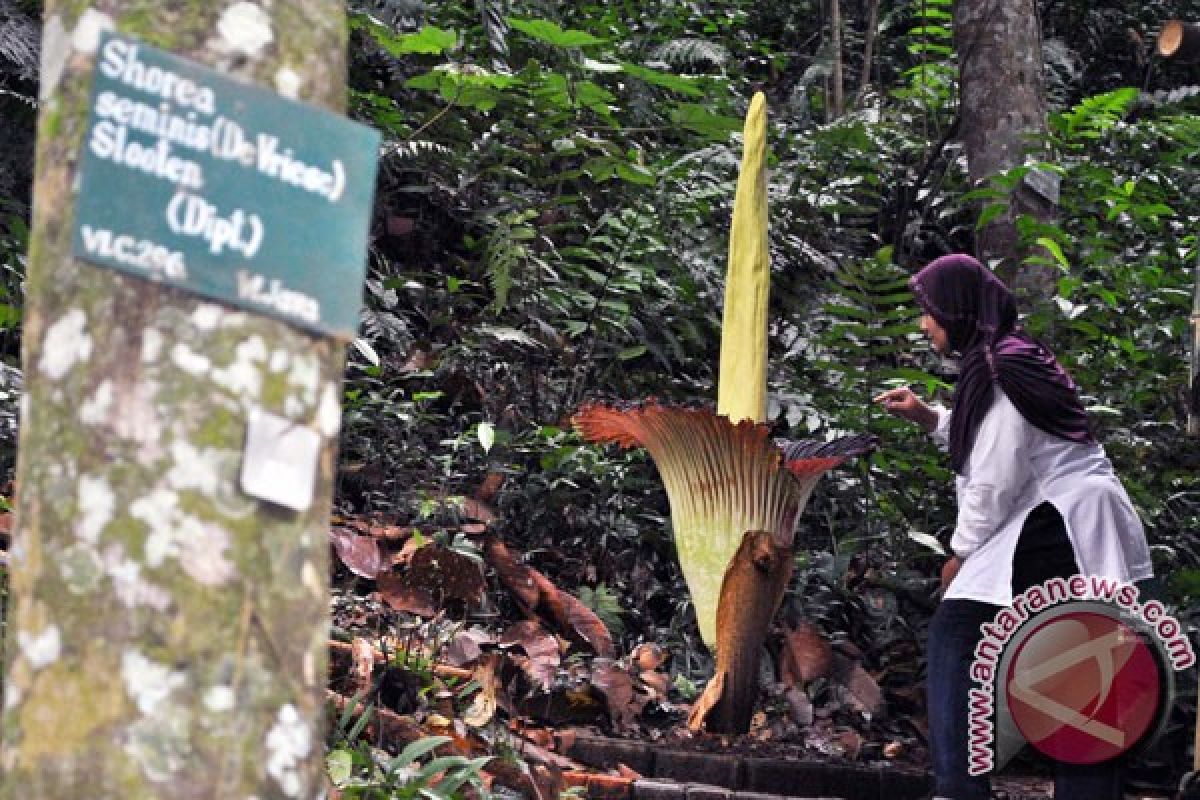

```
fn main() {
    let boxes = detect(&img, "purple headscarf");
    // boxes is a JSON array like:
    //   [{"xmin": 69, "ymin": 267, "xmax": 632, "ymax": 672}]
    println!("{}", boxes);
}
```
[{"xmin": 910, "ymin": 254, "xmax": 1093, "ymax": 473}]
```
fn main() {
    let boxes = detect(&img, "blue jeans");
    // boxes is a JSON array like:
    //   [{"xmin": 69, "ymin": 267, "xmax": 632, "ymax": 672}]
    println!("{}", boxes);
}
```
[
  {"xmin": 927, "ymin": 598, "xmax": 998, "ymax": 800},
  {"xmin": 928, "ymin": 503, "xmax": 1123, "ymax": 799},
  {"xmin": 927, "ymin": 601, "xmax": 1124, "ymax": 799}
]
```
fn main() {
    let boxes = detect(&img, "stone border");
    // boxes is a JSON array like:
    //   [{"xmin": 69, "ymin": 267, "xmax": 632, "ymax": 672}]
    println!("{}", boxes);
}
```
[{"xmin": 562, "ymin": 735, "xmax": 932, "ymax": 800}]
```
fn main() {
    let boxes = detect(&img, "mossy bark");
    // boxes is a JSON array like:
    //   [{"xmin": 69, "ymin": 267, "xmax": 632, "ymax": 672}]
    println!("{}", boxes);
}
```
[{"xmin": 2, "ymin": 2, "xmax": 348, "ymax": 797}]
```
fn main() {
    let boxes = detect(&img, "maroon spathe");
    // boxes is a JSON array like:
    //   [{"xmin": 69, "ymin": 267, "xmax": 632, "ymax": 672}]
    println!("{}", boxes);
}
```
[{"xmin": 911, "ymin": 254, "xmax": 1094, "ymax": 474}]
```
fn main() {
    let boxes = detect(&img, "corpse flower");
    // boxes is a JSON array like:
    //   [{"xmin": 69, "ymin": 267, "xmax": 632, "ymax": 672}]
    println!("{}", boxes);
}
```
[{"xmin": 573, "ymin": 93, "xmax": 873, "ymax": 733}]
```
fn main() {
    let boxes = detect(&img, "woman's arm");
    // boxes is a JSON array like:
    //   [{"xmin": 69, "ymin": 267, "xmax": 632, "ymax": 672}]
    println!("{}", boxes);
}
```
[
  {"xmin": 951, "ymin": 391, "xmax": 1033, "ymax": 559},
  {"xmin": 874, "ymin": 387, "xmax": 940, "ymax": 431}
]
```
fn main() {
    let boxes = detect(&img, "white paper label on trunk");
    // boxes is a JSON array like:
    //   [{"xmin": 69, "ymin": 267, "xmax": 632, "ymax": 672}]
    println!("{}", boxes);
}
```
[{"xmin": 240, "ymin": 407, "xmax": 320, "ymax": 512}]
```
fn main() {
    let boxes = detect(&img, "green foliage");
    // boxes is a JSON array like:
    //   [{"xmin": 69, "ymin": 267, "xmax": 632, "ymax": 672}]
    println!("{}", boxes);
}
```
[
  {"xmin": 326, "ymin": 730, "xmax": 492, "ymax": 799},
  {"xmin": 334, "ymin": 3, "xmax": 1200, "ymax": 681},
  {"xmin": 576, "ymin": 584, "xmax": 626, "ymax": 637}
]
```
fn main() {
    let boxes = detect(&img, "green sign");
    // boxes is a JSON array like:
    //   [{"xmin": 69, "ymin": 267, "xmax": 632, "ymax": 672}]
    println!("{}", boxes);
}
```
[{"xmin": 73, "ymin": 32, "xmax": 380, "ymax": 340}]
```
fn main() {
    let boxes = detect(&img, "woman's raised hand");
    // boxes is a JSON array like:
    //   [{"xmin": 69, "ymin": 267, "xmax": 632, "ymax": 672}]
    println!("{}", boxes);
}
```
[{"xmin": 873, "ymin": 386, "xmax": 940, "ymax": 432}]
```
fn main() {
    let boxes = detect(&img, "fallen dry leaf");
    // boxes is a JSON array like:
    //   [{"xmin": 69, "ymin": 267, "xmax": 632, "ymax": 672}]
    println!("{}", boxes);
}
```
[
  {"xmin": 485, "ymin": 537, "xmax": 541, "ymax": 609},
  {"xmin": 780, "ymin": 621, "xmax": 832, "ymax": 685},
  {"xmin": 499, "ymin": 621, "xmax": 560, "ymax": 689},
  {"xmin": 560, "ymin": 590, "xmax": 615, "ymax": 659},
  {"xmin": 485, "ymin": 536, "xmax": 614, "ymax": 657},
  {"xmin": 632, "ymin": 642, "xmax": 666, "ymax": 671},
  {"xmin": 638, "ymin": 669, "xmax": 671, "ymax": 698},
  {"xmin": 832, "ymin": 653, "xmax": 885, "ymax": 717},
  {"xmin": 445, "ymin": 627, "xmax": 495, "ymax": 668},
  {"xmin": 330, "ymin": 527, "xmax": 385, "ymax": 579},
  {"xmin": 463, "ymin": 655, "xmax": 501, "ymax": 728},
  {"xmin": 377, "ymin": 572, "xmax": 437, "ymax": 616},
  {"xmin": 590, "ymin": 660, "xmax": 642, "ymax": 730},
  {"xmin": 378, "ymin": 543, "xmax": 485, "ymax": 616}
]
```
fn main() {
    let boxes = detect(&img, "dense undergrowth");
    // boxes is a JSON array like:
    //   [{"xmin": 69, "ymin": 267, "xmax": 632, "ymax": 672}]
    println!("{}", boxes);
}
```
[
  {"xmin": 331, "ymin": 0, "xmax": 1200, "ymax": 654},
  {"xmin": 1, "ymin": 0, "xmax": 1200, "ymax": 795}
]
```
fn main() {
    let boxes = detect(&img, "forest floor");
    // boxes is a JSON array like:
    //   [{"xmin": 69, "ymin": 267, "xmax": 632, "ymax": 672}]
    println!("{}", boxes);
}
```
[{"xmin": 325, "ymin": 508, "xmax": 1183, "ymax": 800}]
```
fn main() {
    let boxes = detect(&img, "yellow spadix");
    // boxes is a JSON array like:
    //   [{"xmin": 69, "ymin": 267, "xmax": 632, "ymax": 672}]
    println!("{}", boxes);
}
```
[{"xmin": 717, "ymin": 91, "xmax": 769, "ymax": 425}]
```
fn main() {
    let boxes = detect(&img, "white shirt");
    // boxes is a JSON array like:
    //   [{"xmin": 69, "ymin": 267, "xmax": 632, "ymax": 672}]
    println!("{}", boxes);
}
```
[{"xmin": 931, "ymin": 389, "xmax": 1153, "ymax": 606}]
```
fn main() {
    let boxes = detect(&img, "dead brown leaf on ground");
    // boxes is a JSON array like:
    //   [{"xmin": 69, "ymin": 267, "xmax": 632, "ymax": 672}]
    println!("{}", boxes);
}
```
[
  {"xmin": 590, "ymin": 660, "xmax": 644, "ymax": 731},
  {"xmin": 500, "ymin": 620, "xmax": 561, "ymax": 689},
  {"xmin": 445, "ymin": 627, "xmax": 496, "ymax": 668},
  {"xmin": 485, "ymin": 535, "xmax": 615, "ymax": 658},
  {"xmin": 331, "ymin": 527, "xmax": 385, "ymax": 579},
  {"xmin": 779, "ymin": 621, "xmax": 832, "ymax": 686},
  {"xmin": 377, "ymin": 543, "xmax": 485, "ymax": 616}
]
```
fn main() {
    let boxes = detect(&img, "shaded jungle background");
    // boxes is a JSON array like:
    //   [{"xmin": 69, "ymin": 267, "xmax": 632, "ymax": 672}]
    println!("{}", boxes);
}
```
[{"xmin": 1, "ymin": 0, "xmax": 1199, "ymax": 793}]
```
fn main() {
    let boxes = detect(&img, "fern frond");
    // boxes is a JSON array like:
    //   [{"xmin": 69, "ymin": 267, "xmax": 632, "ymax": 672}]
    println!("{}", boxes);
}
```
[
  {"xmin": 576, "ymin": 585, "xmax": 625, "ymax": 637},
  {"xmin": 0, "ymin": 0, "xmax": 39, "ymax": 81},
  {"xmin": 650, "ymin": 38, "xmax": 728, "ymax": 71},
  {"xmin": 477, "ymin": 0, "xmax": 509, "ymax": 69},
  {"xmin": 347, "ymin": 0, "xmax": 426, "ymax": 29},
  {"xmin": 1042, "ymin": 38, "xmax": 1082, "ymax": 109},
  {"xmin": 383, "ymin": 140, "xmax": 454, "ymax": 160}
]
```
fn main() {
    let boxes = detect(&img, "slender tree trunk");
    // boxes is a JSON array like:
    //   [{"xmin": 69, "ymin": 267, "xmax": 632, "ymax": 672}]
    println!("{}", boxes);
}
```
[
  {"xmin": 1190, "ymin": 274, "xmax": 1200, "ymax": 436},
  {"xmin": 860, "ymin": 0, "xmax": 880, "ymax": 96},
  {"xmin": 2, "ymin": 2, "xmax": 348, "ymax": 796},
  {"xmin": 953, "ymin": 0, "xmax": 1058, "ymax": 298},
  {"xmin": 830, "ymin": 0, "xmax": 845, "ymax": 118}
]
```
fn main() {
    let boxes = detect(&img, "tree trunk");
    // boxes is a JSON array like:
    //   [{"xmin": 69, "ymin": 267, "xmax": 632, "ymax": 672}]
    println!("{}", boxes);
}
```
[
  {"xmin": 1190, "ymin": 274, "xmax": 1200, "ymax": 436},
  {"xmin": 1158, "ymin": 20, "xmax": 1200, "ymax": 63},
  {"xmin": 860, "ymin": 0, "xmax": 880, "ymax": 96},
  {"xmin": 2, "ymin": 2, "xmax": 348, "ymax": 797},
  {"xmin": 830, "ymin": 0, "xmax": 845, "ymax": 118},
  {"xmin": 953, "ymin": 0, "xmax": 1057, "ymax": 299}
]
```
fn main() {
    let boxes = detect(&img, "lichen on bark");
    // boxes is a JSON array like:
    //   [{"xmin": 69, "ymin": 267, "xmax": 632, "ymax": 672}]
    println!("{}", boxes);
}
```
[{"xmin": 2, "ymin": 2, "xmax": 349, "ymax": 797}]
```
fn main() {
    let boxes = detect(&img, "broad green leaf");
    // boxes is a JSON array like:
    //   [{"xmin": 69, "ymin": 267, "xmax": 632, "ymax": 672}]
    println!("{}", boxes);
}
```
[
  {"xmin": 620, "ymin": 62, "xmax": 704, "ymax": 97},
  {"xmin": 371, "ymin": 25, "xmax": 457, "ymax": 56},
  {"xmin": 1035, "ymin": 237, "xmax": 1069, "ymax": 269},
  {"xmin": 326, "ymin": 749, "xmax": 354, "ymax": 786},
  {"xmin": 575, "ymin": 80, "xmax": 616, "ymax": 113},
  {"xmin": 671, "ymin": 103, "xmax": 743, "ymax": 140},
  {"xmin": 507, "ymin": 17, "xmax": 605, "ymax": 48},
  {"xmin": 616, "ymin": 162, "xmax": 656, "ymax": 186},
  {"xmin": 401, "ymin": 26, "xmax": 458, "ymax": 54},
  {"xmin": 976, "ymin": 202, "xmax": 1008, "ymax": 229}
]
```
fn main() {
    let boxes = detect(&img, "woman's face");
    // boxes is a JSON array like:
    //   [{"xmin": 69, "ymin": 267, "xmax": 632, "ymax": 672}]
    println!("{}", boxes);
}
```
[{"xmin": 919, "ymin": 313, "xmax": 950, "ymax": 355}]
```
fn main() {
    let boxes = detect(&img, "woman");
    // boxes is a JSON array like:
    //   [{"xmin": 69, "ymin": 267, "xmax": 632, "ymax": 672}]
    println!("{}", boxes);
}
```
[{"xmin": 874, "ymin": 254, "xmax": 1153, "ymax": 800}]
